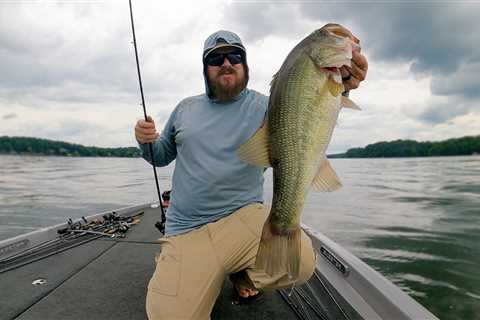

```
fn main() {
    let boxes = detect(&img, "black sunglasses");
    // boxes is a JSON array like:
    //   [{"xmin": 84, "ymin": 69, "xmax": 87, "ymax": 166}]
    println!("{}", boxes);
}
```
[{"xmin": 205, "ymin": 52, "xmax": 244, "ymax": 66}]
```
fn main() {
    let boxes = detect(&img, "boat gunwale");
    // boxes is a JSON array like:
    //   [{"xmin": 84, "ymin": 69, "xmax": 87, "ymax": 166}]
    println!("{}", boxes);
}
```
[
  {"xmin": 0, "ymin": 202, "xmax": 153, "ymax": 261},
  {"xmin": 302, "ymin": 223, "xmax": 439, "ymax": 320}
]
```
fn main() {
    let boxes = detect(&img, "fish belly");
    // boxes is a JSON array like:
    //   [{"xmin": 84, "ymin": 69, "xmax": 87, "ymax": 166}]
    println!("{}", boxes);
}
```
[{"xmin": 268, "ymin": 69, "xmax": 340, "ymax": 232}]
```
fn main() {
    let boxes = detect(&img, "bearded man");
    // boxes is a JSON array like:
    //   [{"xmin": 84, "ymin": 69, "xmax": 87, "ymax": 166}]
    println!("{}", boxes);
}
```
[{"xmin": 135, "ymin": 29, "xmax": 368, "ymax": 320}]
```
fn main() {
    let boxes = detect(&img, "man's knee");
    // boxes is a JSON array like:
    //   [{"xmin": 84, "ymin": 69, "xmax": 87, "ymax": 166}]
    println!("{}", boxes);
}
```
[{"xmin": 146, "ymin": 290, "xmax": 173, "ymax": 320}]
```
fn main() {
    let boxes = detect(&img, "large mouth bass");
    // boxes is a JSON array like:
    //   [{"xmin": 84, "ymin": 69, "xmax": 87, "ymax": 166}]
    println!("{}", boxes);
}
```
[{"xmin": 237, "ymin": 24, "xmax": 360, "ymax": 278}]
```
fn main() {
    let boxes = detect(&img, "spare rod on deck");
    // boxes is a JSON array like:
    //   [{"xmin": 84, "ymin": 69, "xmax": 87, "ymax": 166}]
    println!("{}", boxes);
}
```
[{"xmin": 128, "ymin": 0, "xmax": 166, "ymax": 231}]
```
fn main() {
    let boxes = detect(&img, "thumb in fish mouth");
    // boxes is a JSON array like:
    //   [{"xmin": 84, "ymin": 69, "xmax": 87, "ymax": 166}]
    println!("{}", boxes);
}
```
[{"xmin": 340, "ymin": 66, "xmax": 351, "ymax": 79}]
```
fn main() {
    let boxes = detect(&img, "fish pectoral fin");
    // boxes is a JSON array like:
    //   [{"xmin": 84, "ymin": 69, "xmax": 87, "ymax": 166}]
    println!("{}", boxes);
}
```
[
  {"xmin": 341, "ymin": 96, "xmax": 361, "ymax": 110},
  {"xmin": 236, "ymin": 122, "xmax": 272, "ymax": 167},
  {"xmin": 318, "ymin": 76, "xmax": 344, "ymax": 97},
  {"xmin": 319, "ymin": 76, "xmax": 344, "ymax": 97},
  {"xmin": 312, "ymin": 159, "xmax": 342, "ymax": 192},
  {"xmin": 329, "ymin": 78, "xmax": 344, "ymax": 97}
]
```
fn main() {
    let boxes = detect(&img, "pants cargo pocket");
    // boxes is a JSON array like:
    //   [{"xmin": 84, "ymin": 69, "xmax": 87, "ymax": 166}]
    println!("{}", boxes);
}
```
[{"xmin": 148, "ymin": 252, "xmax": 182, "ymax": 296}]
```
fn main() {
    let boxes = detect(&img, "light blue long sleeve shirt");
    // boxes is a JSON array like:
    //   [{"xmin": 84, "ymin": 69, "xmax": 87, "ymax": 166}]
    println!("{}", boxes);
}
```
[{"xmin": 140, "ymin": 88, "xmax": 268, "ymax": 236}]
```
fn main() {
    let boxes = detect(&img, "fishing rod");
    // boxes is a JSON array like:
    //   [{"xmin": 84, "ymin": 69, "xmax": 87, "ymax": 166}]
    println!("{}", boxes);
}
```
[{"xmin": 128, "ymin": 0, "xmax": 166, "ymax": 232}]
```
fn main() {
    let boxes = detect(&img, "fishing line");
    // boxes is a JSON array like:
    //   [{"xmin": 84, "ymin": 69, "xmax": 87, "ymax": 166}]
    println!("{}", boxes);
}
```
[{"xmin": 128, "ymin": 0, "xmax": 166, "ymax": 232}]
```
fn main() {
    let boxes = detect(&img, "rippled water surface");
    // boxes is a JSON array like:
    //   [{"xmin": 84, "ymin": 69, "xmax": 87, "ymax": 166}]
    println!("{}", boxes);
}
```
[{"xmin": 1, "ymin": 155, "xmax": 479, "ymax": 319}]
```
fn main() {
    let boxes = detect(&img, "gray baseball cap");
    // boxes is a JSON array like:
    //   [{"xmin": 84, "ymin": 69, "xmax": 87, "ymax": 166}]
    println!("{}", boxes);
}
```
[{"xmin": 203, "ymin": 30, "xmax": 245, "ymax": 58}]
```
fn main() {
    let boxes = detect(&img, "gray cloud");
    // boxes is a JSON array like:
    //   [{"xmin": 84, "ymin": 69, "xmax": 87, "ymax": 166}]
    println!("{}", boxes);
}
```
[
  {"xmin": 16, "ymin": 119, "xmax": 107, "ymax": 147},
  {"xmin": 222, "ymin": 3, "xmax": 307, "ymax": 43},
  {"xmin": 416, "ymin": 99, "xmax": 474, "ymax": 125},
  {"xmin": 401, "ymin": 93, "xmax": 478, "ymax": 125},
  {"xmin": 57, "ymin": 120, "xmax": 100, "ymax": 139},
  {"xmin": 431, "ymin": 62, "xmax": 480, "ymax": 98},
  {"xmin": 226, "ymin": 2, "xmax": 480, "ymax": 75},
  {"xmin": 322, "ymin": 3, "xmax": 479, "ymax": 75},
  {"xmin": 2, "ymin": 113, "xmax": 17, "ymax": 120},
  {"xmin": 224, "ymin": 1, "xmax": 480, "ymax": 124},
  {"xmin": 0, "ymin": 2, "xmax": 178, "ymax": 108},
  {"xmin": 1, "ymin": 1, "xmax": 477, "ymax": 150},
  {"xmin": 0, "ymin": 47, "xmax": 139, "ymax": 104}
]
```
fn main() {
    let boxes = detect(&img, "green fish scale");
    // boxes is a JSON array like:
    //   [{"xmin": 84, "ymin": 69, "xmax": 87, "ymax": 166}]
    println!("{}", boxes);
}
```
[{"xmin": 268, "ymin": 52, "xmax": 340, "ymax": 231}]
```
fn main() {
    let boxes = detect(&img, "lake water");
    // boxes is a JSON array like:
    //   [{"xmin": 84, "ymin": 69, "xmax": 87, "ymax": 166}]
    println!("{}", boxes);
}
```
[{"xmin": 0, "ymin": 154, "xmax": 479, "ymax": 319}]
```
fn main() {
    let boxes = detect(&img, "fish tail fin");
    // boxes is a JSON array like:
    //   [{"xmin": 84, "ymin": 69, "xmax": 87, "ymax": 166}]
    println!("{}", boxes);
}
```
[{"xmin": 255, "ymin": 222, "xmax": 301, "ymax": 280}]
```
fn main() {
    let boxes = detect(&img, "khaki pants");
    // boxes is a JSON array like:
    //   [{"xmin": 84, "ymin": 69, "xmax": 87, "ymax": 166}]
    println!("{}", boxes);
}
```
[{"xmin": 146, "ymin": 203, "xmax": 316, "ymax": 320}]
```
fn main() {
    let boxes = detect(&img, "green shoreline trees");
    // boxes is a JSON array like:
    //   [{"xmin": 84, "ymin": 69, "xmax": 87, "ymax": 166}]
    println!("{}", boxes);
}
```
[
  {"xmin": 1, "ymin": 135, "xmax": 479, "ymax": 158},
  {"xmin": 0, "ymin": 136, "xmax": 141, "ymax": 158},
  {"xmin": 328, "ymin": 136, "xmax": 480, "ymax": 158}
]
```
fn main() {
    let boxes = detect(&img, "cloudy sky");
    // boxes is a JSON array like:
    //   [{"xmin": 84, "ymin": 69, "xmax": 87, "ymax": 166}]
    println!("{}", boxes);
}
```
[{"xmin": 1, "ymin": 0, "xmax": 479, "ymax": 153}]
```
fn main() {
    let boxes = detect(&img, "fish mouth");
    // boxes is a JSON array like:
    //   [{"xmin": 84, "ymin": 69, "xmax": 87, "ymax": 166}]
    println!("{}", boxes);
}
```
[
  {"xmin": 319, "ymin": 66, "xmax": 341, "ymax": 76},
  {"xmin": 323, "ymin": 67, "xmax": 339, "ymax": 72},
  {"xmin": 317, "ymin": 65, "xmax": 343, "ymax": 85}
]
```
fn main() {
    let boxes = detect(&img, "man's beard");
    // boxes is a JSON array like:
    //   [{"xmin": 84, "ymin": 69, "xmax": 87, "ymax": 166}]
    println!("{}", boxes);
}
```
[{"xmin": 209, "ymin": 66, "xmax": 246, "ymax": 101}]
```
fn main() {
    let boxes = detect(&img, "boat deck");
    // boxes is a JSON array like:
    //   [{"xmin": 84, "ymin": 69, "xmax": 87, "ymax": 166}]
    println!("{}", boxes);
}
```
[
  {"xmin": 1, "ymin": 203, "xmax": 438, "ymax": 320},
  {"xmin": 0, "ymin": 205, "xmax": 312, "ymax": 319}
]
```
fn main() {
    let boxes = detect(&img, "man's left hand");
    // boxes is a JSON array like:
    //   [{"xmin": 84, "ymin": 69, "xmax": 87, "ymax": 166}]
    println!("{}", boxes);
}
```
[{"xmin": 340, "ymin": 43, "xmax": 368, "ymax": 91}]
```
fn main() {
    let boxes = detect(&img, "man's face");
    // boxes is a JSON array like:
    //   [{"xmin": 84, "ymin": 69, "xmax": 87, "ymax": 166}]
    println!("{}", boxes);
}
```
[{"xmin": 206, "ymin": 47, "xmax": 246, "ymax": 101}]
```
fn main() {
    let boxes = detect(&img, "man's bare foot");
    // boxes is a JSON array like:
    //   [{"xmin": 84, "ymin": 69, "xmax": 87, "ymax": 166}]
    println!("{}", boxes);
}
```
[
  {"xmin": 230, "ymin": 271, "xmax": 262, "ymax": 304},
  {"xmin": 234, "ymin": 282, "xmax": 259, "ymax": 298}
]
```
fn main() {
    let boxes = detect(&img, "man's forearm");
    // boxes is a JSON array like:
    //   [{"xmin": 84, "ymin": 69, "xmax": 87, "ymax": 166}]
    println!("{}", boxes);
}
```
[{"xmin": 138, "ymin": 138, "xmax": 176, "ymax": 167}]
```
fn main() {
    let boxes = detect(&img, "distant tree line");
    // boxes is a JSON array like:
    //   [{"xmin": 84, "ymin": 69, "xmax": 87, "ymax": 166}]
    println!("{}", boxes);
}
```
[
  {"xmin": 329, "ymin": 135, "xmax": 480, "ymax": 158},
  {"xmin": 0, "ymin": 136, "xmax": 142, "ymax": 158},
  {"xmin": 3, "ymin": 135, "xmax": 479, "ymax": 159}
]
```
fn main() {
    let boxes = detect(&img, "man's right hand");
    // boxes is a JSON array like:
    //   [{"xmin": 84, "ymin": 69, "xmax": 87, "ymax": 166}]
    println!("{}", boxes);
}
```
[{"xmin": 135, "ymin": 116, "xmax": 159, "ymax": 144}]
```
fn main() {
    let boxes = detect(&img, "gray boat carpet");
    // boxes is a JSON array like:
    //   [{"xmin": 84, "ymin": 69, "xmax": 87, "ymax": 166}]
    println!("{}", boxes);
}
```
[{"xmin": 1, "ymin": 207, "xmax": 304, "ymax": 320}]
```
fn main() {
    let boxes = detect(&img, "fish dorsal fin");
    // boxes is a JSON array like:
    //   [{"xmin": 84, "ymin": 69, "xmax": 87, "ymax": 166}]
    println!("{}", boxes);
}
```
[
  {"xmin": 236, "ymin": 122, "xmax": 271, "ymax": 167},
  {"xmin": 270, "ymin": 71, "xmax": 279, "ymax": 89},
  {"xmin": 341, "ymin": 96, "xmax": 361, "ymax": 110},
  {"xmin": 312, "ymin": 158, "xmax": 342, "ymax": 192}
]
